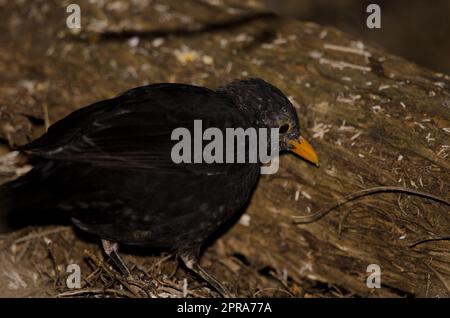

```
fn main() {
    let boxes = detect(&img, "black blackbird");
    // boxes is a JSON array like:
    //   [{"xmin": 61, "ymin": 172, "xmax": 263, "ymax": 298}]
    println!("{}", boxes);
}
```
[{"xmin": 0, "ymin": 78, "xmax": 318, "ymax": 296}]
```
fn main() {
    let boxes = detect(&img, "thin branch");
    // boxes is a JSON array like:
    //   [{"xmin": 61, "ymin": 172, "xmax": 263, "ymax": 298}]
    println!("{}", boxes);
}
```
[
  {"xmin": 10, "ymin": 227, "xmax": 71, "ymax": 245},
  {"xmin": 409, "ymin": 237, "xmax": 450, "ymax": 248},
  {"xmin": 293, "ymin": 186, "xmax": 450, "ymax": 224}
]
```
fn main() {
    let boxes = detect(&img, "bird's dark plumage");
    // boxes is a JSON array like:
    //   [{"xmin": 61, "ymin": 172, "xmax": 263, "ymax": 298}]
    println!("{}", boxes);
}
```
[{"xmin": 0, "ymin": 78, "xmax": 318, "ymax": 295}]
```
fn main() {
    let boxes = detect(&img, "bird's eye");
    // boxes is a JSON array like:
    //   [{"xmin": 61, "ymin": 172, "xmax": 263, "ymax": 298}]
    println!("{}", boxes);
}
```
[{"xmin": 279, "ymin": 123, "xmax": 291, "ymax": 134}]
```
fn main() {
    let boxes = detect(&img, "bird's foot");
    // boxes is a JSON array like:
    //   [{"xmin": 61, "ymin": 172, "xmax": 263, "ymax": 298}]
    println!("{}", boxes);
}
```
[
  {"xmin": 180, "ymin": 253, "xmax": 234, "ymax": 298},
  {"xmin": 101, "ymin": 239, "xmax": 132, "ymax": 278}
]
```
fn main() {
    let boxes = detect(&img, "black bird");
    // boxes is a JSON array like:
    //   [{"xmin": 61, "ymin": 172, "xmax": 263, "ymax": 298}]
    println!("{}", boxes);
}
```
[{"xmin": 0, "ymin": 78, "xmax": 318, "ymax": 296}]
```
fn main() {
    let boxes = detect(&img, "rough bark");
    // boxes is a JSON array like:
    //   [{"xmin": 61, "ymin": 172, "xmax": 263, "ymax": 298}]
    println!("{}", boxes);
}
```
[{"xmin": 0, "ymin": 0, "xmax": 449, "ymax": 297}]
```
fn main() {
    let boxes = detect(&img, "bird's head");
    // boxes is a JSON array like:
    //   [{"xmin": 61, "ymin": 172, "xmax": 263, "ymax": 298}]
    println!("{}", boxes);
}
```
[{"xmin": 218, "ymin": 78, "xmax": 319, "ymax": 166}]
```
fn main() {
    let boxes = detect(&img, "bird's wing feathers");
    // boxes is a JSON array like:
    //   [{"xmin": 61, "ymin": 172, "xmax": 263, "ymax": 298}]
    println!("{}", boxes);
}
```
[{"xmin": 22, "ymin": 84, "xmax": 251, "ymax": 174}]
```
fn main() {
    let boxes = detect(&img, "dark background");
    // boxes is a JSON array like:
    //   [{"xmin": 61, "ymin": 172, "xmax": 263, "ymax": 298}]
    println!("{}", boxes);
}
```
[{"xmin": 264, "ymin": 0, "xmax": 450, "ymax": 74}]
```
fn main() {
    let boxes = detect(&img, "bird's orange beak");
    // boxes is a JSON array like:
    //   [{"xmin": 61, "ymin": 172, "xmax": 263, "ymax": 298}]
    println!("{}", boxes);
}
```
[{"xmin": 289, "ymin": 137, "xmax": 319, "ymax": 167}]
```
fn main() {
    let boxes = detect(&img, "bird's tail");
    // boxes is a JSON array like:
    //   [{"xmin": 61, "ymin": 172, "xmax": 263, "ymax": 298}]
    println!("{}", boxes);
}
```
[{"xmin": 0, "ymin": 167, "xmax": 52, "ymax": 233}]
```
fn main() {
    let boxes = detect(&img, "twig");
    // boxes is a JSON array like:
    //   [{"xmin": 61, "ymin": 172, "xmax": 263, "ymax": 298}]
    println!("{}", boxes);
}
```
[
  {"xmin": 11, "ymin": 227, "xmax": 71, "ymax": 245},
  {"xmin": 409, "ymin": 237, "xmax": 450, "ymax": 248},
  {"xmin": 80, "ymin": 267, "xmax": 103, "ymax": 289},
  {"xmin": 44, "ymin": 237, "xmax": 61, "ymax": 288},
  {"xmin": 57, "ymin": 288, "xmax": 134, "ymax": 298},
  {"xmin": 253, "ymin": 287, "xmax": 294, "ymax": 297},
  {"xmin": 337, "ymin": 207, "xmax": 356, "ymax": 237},
  {"xmin": 293, "ymin": 186, "xmax": 450, "ymax": 224},
  {"xmin": 83, "ymin": 249, "xmax": 152, "ymax": 297},
  {"xmin": 156, "ymin": 279, "xmax": 205, "ymax": 298}
]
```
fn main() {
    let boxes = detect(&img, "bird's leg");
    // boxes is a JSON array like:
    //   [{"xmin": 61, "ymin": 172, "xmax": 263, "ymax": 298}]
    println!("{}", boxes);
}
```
[
  {"xmin": 180, "ymin": 253, "xmax": 233, "ymax": 298},
  {"xmin": 101, "ymin": 239, "xmax": 131, "ymax": 278}
]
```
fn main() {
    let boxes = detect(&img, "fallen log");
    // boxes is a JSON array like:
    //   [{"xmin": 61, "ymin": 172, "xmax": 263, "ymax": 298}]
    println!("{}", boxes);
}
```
[{"xmin": 0, "ymin": 0, "xmax": 449, "ymax": 297}]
